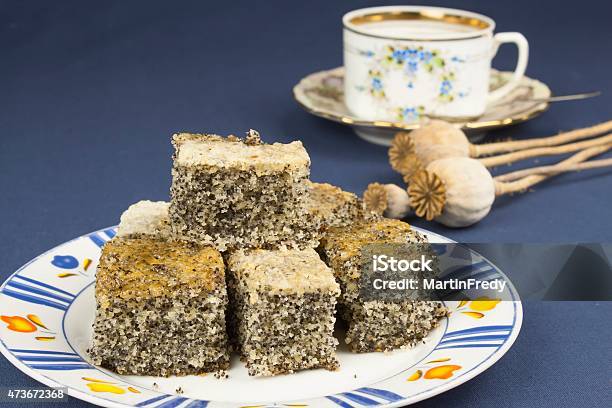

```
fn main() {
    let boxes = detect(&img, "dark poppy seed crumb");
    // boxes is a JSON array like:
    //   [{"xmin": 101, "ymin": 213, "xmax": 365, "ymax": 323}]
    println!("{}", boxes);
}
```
[
  {"xmin": 244, "ymin": 129, "xmax": 262, "ymax": 145},
  {"xmin": 87, "ymin": 237, "xmax": 230, "ymax": 376},
  {"xmin": 319, "ymin": 219, "xmax": 448, "ymax": 353},
  {"xmin": 227, "ymin": 248, "xmax": 340, "ymax": 376},
  {"xmin": 213, "ymin": 370, "xmax": 229, "ymax": 379},
  {"xmin": 304, "ymin": 181, "xmax": 364, "ymax": 239},
  {"xmin": 169, "ymin": 132, "xmax": 318, "ymax": 251}
]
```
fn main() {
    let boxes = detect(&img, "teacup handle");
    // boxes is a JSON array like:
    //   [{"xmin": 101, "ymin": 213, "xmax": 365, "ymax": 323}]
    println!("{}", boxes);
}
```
[{"xmin": 487, "ymin": 32, "xmax": 529, "ymax": 104}]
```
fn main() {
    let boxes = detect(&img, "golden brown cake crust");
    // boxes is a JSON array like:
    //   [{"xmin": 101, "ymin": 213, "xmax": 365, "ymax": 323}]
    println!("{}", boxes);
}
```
[
  {"xmin": 321, "ymin": 218, "xmax": 422, "ymax": 262},
  {"xmin": 96, "ymin": 237, "xmax": 224, "ymax": 302},
  {"xmin": 305, "ymin": 181, "xmax": 363, "ymax": 235},
  {"xmin": 306, "ymin": 182, "xmax": 357, "ymax": 217}
]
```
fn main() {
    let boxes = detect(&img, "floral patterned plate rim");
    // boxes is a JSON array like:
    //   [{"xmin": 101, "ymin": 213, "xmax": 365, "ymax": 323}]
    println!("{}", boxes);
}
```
[
  {"xmin": 0, "ymin": 226, "xmax": 522, "ymax": 408},
  {"xmin": 293, "ymin": 66, "xmax": 550, "ymax": 145}
]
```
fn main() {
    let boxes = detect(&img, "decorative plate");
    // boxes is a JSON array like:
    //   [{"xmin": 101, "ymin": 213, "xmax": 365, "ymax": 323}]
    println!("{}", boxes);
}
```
[
  {"xmin": 0, "ymin": 226, "xmax": 522, "ymax": 408},
  {"xmin": 293, "ymin": 66, "xmax": 550, "ymax": 146}
]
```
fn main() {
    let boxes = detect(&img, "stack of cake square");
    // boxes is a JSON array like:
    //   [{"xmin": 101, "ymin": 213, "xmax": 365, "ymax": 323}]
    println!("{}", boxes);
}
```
[{"xmin": 88, "ymin": 130, "xmax": 445, "ymax": 378}]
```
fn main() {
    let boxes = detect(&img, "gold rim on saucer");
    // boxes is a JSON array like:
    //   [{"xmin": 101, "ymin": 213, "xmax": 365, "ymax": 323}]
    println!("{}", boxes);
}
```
[{"xmin": 293, "ymin": 67, "xmax": 550, "ymax": 136}]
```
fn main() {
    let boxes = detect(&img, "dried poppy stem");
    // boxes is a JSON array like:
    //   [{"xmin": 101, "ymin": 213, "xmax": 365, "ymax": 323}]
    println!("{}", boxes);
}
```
[
  {"xmin": 494, "ymin": 144, "xmax": 612, "ymax": 182},
  {"xmin": 391, "ymin": 120, "xmax": 612, "ymax": 181},
  {"xmin": 480, "ymin": 133, "xmax": 612, "ymax": 167},
  {"xmin": 472, "ymin": 120, "xmax": 612, "ymax": 156},
  {"xmin": 498, "ymin": 158, "xmax": 612, "ymax": 184},
  {"xmin": 493, "ymin": 145, "xmax": 612, "ymax": 195}
]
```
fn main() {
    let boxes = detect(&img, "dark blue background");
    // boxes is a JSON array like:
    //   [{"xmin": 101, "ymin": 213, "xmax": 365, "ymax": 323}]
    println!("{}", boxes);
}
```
[{"xmin": 1, "ymin": 0, "xmax": 610, "ymax": 406}]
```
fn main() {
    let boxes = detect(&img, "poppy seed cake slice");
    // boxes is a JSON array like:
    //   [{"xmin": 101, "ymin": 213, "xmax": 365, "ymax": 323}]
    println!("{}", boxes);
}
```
[
  {"xmin": 305, "ymin": 181, "xmax": 363, "ymax": 236},
  {"xmin": 227, "ymin": 248, "xmax": 340, "ymax": 376},
  {"xmin": 88, "ymin": 237, "xmax": 229, "ymax": 376},
  {"xmin": 319, "ymin": 218, "xmax": 448, "ymax": 352},
  {"xmin": 116, "ymin": 200, "xmax": 171, "ymax": 239},
  {"xmin": 169, "ymin": 131, "xmax": 317, "ymax": 251}
]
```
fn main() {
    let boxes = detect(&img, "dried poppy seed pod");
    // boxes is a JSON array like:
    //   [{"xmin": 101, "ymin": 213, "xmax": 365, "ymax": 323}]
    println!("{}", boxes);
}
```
[
  {"xmin": 382, "ymin": 183, "xmax": 412, "ymax": 219},
  {"xmin": 408, "ymin": 157, "xmax": 495, "ymax": 227},
  {"xmin": 390, "ymin": 120, "xmax": 471, "ymax": 180},
  {"xmin": 409, "ymin": 120, "xmax": 471, "ymax": 162},
  {"xmin": 363, "ymin": 183, "xmax": 412, "ymax": 219}
]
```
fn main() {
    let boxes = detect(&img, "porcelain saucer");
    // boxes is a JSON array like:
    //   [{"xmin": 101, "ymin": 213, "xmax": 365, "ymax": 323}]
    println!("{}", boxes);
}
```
[{"xmin": 293, "ymin": 67, "xmax": 551, "ymax": 146}]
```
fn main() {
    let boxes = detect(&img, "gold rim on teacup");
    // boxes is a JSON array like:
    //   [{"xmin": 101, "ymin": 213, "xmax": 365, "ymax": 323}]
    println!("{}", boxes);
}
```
[{"xmin": 343, "ymin": 6, "xmax": 495, "ymax": 41}]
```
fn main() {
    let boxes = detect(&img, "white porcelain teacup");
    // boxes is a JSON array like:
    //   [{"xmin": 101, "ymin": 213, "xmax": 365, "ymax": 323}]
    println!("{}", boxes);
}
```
[{"xmin": 343, "ymin": 6, "xmax": 529, "ymax": 123}]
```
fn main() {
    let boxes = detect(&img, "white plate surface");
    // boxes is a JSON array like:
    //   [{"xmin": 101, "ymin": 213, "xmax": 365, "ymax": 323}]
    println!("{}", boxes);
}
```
[{"xmin": 0, "ymin": 226, "xmax": 521, "ymax": 407}]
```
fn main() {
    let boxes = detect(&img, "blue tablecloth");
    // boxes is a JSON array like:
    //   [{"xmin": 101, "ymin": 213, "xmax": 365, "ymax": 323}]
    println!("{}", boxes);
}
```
[{"xmin": 1, "ymin": 0, "xmax": 610, "ymax": 406}]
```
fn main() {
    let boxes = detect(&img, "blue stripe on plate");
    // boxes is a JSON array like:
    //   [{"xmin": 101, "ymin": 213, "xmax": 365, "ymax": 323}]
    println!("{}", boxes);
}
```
[
  {"xmin": 9, "ymin": 349, "xmax": 78, "ymax": 356},
  {"xmin": 443, "ymin": 325, "xmax": 513, "ymax": 339},
  {"xmin": 156, "ymin": 397, "xmax": 189, "ymax": 408},
  {"xmin": 13, "ymin": 275, "xmax": 76, "ymax": 298},
  {"xmin": 1, "ymin": 288, "xmax": 68, "ymax": 311},
  {"xmin": 135, "ymin": 395, "xmax": 173, "ymax": 407},
  {"xmin": 439, "ymin": 334, "xmax": 509, "ymax": 345},
  {"xmin": 462, "ymin": 268, "xmax": 502, "ymax": 282},
  {"xmin": 6, "ymin": 281, "xmax": 73, "ymax": 304},
  {"xmin": 341, "ymin": 392, "xmax": 380, "ymax": 405},
  {"xmin": 88, "ymin": 233, "xmax": 106, "ymax": 248},
  {"xmin": 27, "ymin": 364, "xmax": 92, "ymax": 370},
  {"xmin": 18, "ymin": 356, "xmax": 84, "ymax": 363},
  {"xmin": 326, "ymin": 396, "xmax": 354, "ymax": 408},
  {"xmin": 103, "ymin": 228, "xmax": 116, "ymax": 239},
  {"xmin": 436, "ymin": 343, "xmax": 502, "ymax": 350},
  {"xmin": 183, "ymin": 400, "xmax": 209, "ymax": 408},
  {"xmin": 356, "ymin": 387, "xmax": 404, "ymax": 403}
]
